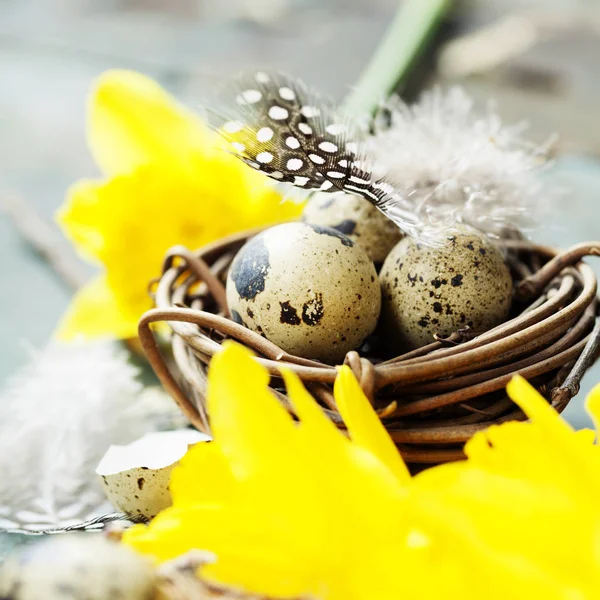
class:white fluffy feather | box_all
[367,87,556,238]
[0,341,183,530]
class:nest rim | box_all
[139,228,600,465]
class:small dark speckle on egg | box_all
[279,301,301,325]
[302,293,325,326]
[230,235,271,300]
[308,224,354,247]
[332,219,357,235]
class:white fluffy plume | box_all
[367,87,556,238]
[0,341,183,531]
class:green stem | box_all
[342,0,454,117]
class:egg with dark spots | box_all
[380,226,513,349]
[0,535,155,600]
[302,192,403,263]
[226,222,381,363]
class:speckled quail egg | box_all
[302,192,403,263]
[0,535,155,600]
[226,222,381,364]
[380,226,513,349]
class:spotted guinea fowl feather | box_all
[208,71,420,237]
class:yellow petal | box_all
[57,179,106,264]
[124,341,408,600]
[57,170,301,341]
[54,274,140,341]
[207,342,298,480]
[506,375,574,435]
[505,376,600,476]
[169,442,235,506]
[409,461,600,598]
[585,383,600,436]
[280,367,345,444]
[334,365,411,485]
[281,365,406,506]
[88,69,211,176]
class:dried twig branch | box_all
[1,190,88,290]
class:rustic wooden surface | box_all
[1,0,599,431]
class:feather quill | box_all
[0,341,183,531]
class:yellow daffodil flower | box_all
[57,70,302,340]
[123,342,412,600]
[123,341,600,600]
[405,377,600,599]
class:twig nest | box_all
[0,535,155,600]
[226,222,381,363]
[380,226,513,349]
[302,192,403,263]
[96,430,208,519]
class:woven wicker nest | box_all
[139,228,600,465]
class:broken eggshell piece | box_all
[96,429,209,519]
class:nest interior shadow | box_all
[139,228,600,465]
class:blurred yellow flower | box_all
[123,342,412,600]
[123,340,600,599]
[57,70,302,340]
[406,377,600,599]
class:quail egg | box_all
[0,535,155,600]
[226,222,381,364]
[380,226,513,349]
[302,192,403,263]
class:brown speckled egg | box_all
[0,535,155,600]
[302,192,403,263]
[380,227,513,350]
[226,222,381,364]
